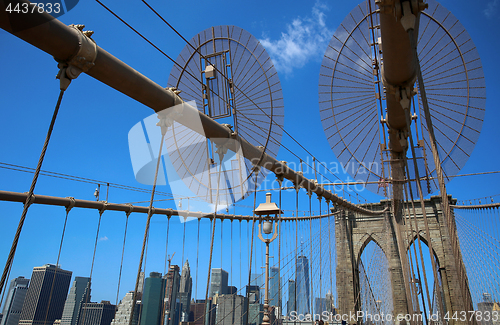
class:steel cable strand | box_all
[0,88,66,295]
[43,198,75,325]
[457,223,496,307]
[455,216,500,300]
[403,104,445,321]
[402,184,429,324]
[400,184,423,318]
[410,27,475,317]
[203,155,225,325]
[128,130,166,325]
[116,208,131,306]
[81,204,106,325]
[455,216,500,270]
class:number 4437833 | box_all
[444,311,499,322]
[5,2,61,14]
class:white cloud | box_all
[98,236,109,242]
[484,0,499,18]
[259,1,333,75]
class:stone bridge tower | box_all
[335,196,473,324]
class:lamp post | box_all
[254,192,283,325]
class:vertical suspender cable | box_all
[245,167,260,325]
[277,174,283,325]
[43,197,75,325]
[308,192,313,314]
[203,157,225,325]
[116,208,132,305]
[164,217,171,275]
[81,204,106,325]
[195,219,200,300]
[318,196,322,306]
[327,200,334,303]
[294,186,299,324]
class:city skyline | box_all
[0,252,333,325]
[2,0,499,304]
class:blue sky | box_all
[1,0,499,305]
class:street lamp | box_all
[254,192,283,325]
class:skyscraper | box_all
[163,265,181,325]
[287,280,295,316]
[110,292,141,325]
[209,269,228,298]
[250,273,263,304]
[140,272,165,325]
[269,267,280,307]
[1,276,30,325]
[19,264,72,325]
[61,277,91,325]
[215,294,248,325]
[78,301,115,325]
[246,286,262,325]
[295,256,310,315]
[187,300,206,325]
[314,298,328,315]
[179,260,192,322]
[325,292,335,314]
[478,293,495,325]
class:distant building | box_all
[216,294,248,325]
[287,280,296,316]
[179,261,193,323]
[314,298,328,315]
[19,264,72,325]
[164,266,181,325]
[210,269,228,298]
[250,273,264,304]
[493,303,500,325]
[1,276,30,325]
[478,293,495,325]
[247,285,262,325]
[110,292,141,325]
[61,277,91,325]
[141,272,165,325]
[325,292,335,314]
[269,267,280,308]
[228,286,237,295]
[78,301,115,325]
[188,299,216,325]
[187,300,204,325]
[250,273,263,287]
[295,256,310,315]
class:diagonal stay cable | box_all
[0,85,68,296]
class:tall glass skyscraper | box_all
[19,264,72,325]
[1,276,30,325]
[269,267,280,307]
[295,255,310,315]
[287,280,295,316]
[209,269,228,298]
[61,277,91,325]
[140,272,164,325]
